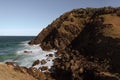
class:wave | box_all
[4,41,57,69]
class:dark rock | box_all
[24,50,32,53]
[48,54,53,57]
[41,59,47,65]
[40,66,48,71]
[27,67,46,80]
[32,60,40,66]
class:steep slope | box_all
[0,63,37,80]
[29,11,84,50]
[30,7,120,80]
[0,62,52,80]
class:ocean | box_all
[0,36,56,68]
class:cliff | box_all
[29,7,120,80]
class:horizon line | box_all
[0,35,36,36]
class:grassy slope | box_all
[102,14,120,38]
[0,63,37,80]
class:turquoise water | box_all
[0,36,35,62]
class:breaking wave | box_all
[4,41,56,68]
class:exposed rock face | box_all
[30,7,120,80]
[29,10,84,50]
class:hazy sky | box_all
[0,0,120,36]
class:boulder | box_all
[41,59,47,65]
[24,51,32,53]
[32,60,40,66]
[48,54,53,57]
[27,67,46,80]
[40,66,48,71]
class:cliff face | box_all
[29,9,90,50]
[30,7,120,80]
[29,7,120,50]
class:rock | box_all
[5,62,14,66]
[65,62,70,69]
[41,59,47,65]
[14,65,27,73]
[54,60,59,66]
[46,58,49,61]
[24,51,32,53]
[40,66,48,71]
[70,60,74,65]
[48,54,53,57]
[32,60,40,66]
[79,67,84,74]
[27,67,36,75]
[27,67,46,80]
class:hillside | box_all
[0,63,37,80]
[29,7,120,80]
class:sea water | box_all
[0,36,56,68]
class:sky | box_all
[0,0,120,36]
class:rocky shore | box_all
[29,7,120,80]
[0,7,120,80]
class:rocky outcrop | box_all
[30,7,120,80]
[29,10,84,50]
[29,7,120,51]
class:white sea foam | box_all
[5,41,57,69]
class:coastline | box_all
[0,7,120,80]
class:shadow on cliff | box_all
[51,69,72,80]
[71,20,120,73]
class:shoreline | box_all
[0,7,120,80]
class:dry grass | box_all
[0,63,37,80]
[102,14,120,38]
